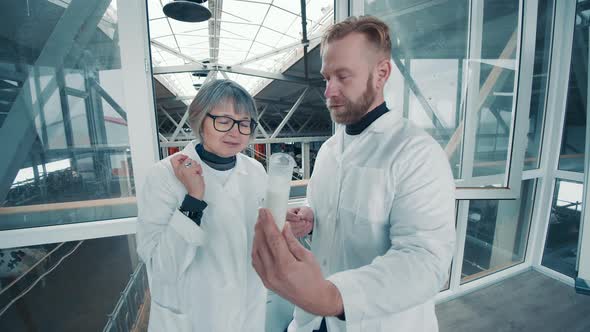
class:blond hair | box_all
[321,15,392,59]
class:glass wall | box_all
[0,0,137,230]
[461,179,536,283]
[524,0,554,171]
[542,180,584,278]
[364,0,521,185]
[558,0,588,173]
[0,235,145,331]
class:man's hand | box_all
[252,208,343,317]
[286,207,314,238]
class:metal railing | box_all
[102,262,149,332]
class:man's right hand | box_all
[286,207,314,238]
[171,154,205,200]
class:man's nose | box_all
[324,80,339,99]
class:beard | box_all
[327,73,376,125]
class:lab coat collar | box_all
[366,106,402,134]
[328,107,402,160]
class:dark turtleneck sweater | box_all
[345,101,389,135]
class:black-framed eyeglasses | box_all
[206,113,257,135]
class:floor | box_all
[436,269,590,332]
[135,269,590,332]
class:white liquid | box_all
[264,177,291,230]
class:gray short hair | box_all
[187,79,258,141]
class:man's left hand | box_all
[252,208,343,317]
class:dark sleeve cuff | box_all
[180,194,208,212]
[179,195,207,226]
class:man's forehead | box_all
[321,42,369,71]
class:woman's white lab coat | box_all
[136,141,268,332]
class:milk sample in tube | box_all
[265,176,291,230]
[263,153,296,230]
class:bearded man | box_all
[252,15,456,332]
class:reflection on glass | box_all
[0,1,137,230]
[365,0,521,185]
[469,0,520,179]
[558,0,588,173]
[365,0,469,179]
[461,180,536,283]
[0,235,144,332]
[524,0,554,171]
[542,180,583,278]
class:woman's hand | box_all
[171,154,205,200]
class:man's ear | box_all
[375,58,392,90]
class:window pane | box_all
[364,0,467,180]
[559,0,588,173]
[461,180,536,283]
[524,0,555,171]
[542,180,583,278]
[364,0,522,186]
[0,1,137,230]
[0,235,146,332]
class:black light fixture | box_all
[163,0,212,23]
[192,71,208,78]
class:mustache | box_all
[327,98,346,107]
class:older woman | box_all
[137,80,267,332]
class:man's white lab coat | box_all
[290,109,456,332]
[137,141,268,332]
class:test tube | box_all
[263,153,296,230]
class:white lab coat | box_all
[137,141,268,332]
[289,109,456,332]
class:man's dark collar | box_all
[345,102,389,135]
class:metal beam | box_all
[233,36,318,67]
[0,68,25,83]
[91,78,127,122]
[170,71,215,141]
[157,95,194,102]
[64,87,88,99]
[153,63,321,86]
[220,65,319,86]
[208,0,223,65]
[391,55,448,133]
[56,69,78,170]
[272,103,299,133]
[300,0,309,79]
[256,122,270,139]
[160,106,190,139]
[297,114,315,133]
[151,39,206,66]
[271,87,308,138]
[160,135,330,147]
[302,142,310,179]
[255,97,324,109]
[257,104,269,121]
